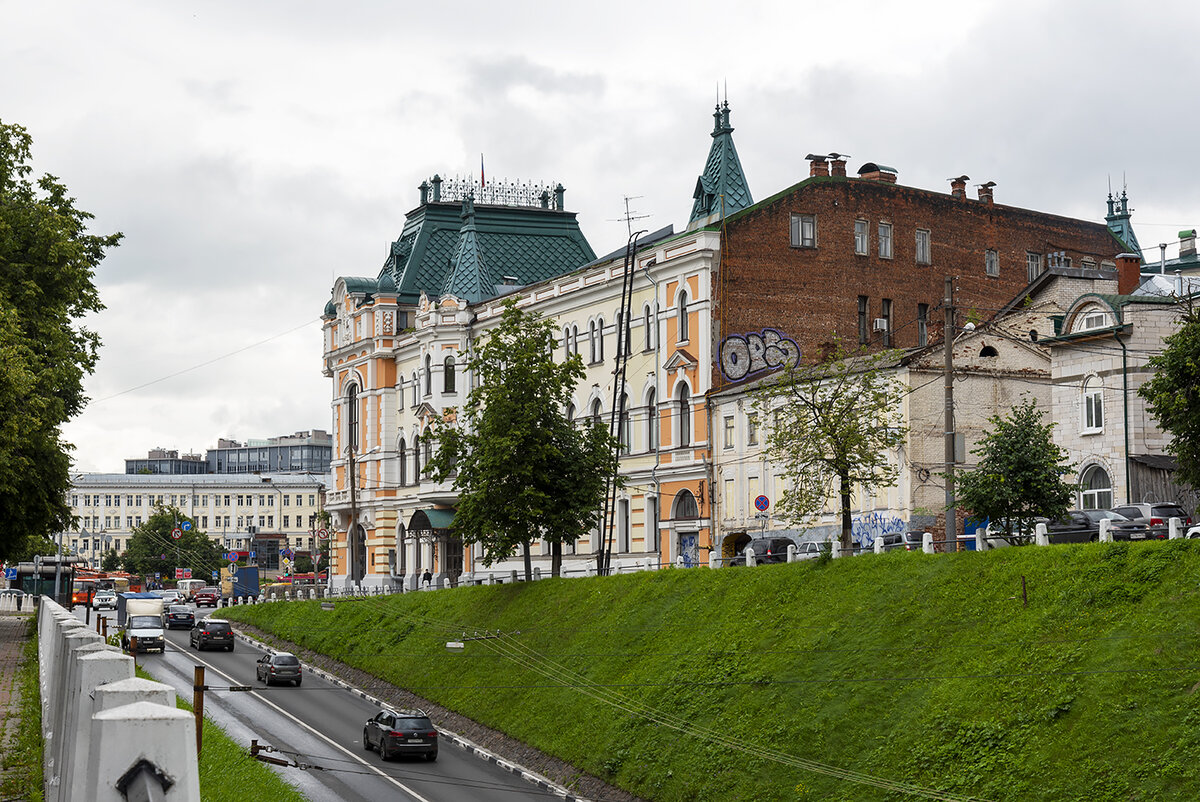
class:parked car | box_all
[729,537,794,566]
[795,541,822,560]
[165,604,195,630]
[190,619,234,651]
[363,708,438,761]
[92,590,118,610]
[257,652,302,686]
[903,531,926,551]
[1110,503,1193,532]
[1046,510,1148,543]
[155,589,184,605]
[193,588,221,607]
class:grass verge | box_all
[219,540,1200,801]
[0,617,43,802]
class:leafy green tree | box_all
[100,548,122,571]
[430,301,620,579]
[957,399,1075,544]
[0,120,121,560]
[1140,300,1200,491]
[122,505,222,582]
[754,343,907,550]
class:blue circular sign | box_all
[754,495,770,512]
[226,551,238,562]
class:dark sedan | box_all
[1047,510,1148,543]
[165,605,195,629]
[190,619,234,651]
[363,708,438,761]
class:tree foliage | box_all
[429,301,620,578]
[122,505,223,581]
[0,120,121,560]
[1139,300,1200,491]
[754,343,907,549]
[957,399,1075,543]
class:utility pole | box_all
[943,277,957,552]
[347,441,359,588]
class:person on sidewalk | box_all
[421,569,432,590]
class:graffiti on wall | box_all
[719,329,801,382]
[851,511,906,549]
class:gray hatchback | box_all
[257,652,302,686]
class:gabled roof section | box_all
[687,101,753,230]
[442,195,494,304]
[373,179,596,306]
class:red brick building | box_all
[712,157,1131,389]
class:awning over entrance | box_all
[408,508,455,534]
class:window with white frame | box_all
[619,393,631,453]
[790,214,816,248]
[677,385,691,447]
[723,415,735,449]
[646,389,657,450]
[985,249,999,276]
[588,320,598,363]
[443,355,456,393]
[878,223,893,259]
[643,305,654,351]
[1079,465,1112,510]
[1026,252,1042,283]
[915,229,931,264]
[747,413,758,446]
[1079,310,1108,331]
[618,498,630,552]
[854,219,868,255]
[1082,376,1103,433]
[677,292,689,342]
[724,479,735,520]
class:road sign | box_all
[170,527,182,540]
[226,551,238,563]
[182,521,192,531]
[281,548,294,560]
[249,551,256,561]
[228,562,239,576]
[174,568,183,579]
[754,495,770,512]
[3,567,16,581]
[211,570,219,579]
[183,568,192,579]
[317,528,329,541]
[155,572,161,580]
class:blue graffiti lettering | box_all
[851,512,906,549]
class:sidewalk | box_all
[0,602,34,790]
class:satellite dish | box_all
[1030,329,1039,342]
[962,322,976,332]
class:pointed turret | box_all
[1105,188,1143,261]
[442,194,494,303]
[687,100,753,230]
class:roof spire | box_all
[1105,181,1143,259]
[688,98,753,229]
[442,192,493,303]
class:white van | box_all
[177,578,207,599]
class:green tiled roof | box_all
[1105,190,1143,257]
[376,194,595,306]
[688,101,753,225]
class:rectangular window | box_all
[724,479,736,520]
[723,416,735,449]
[790,214,816,248]
[267,495,274,506]
[985,249,999,276]
[748,476,760,511]
[267,515,274,528]
[881,298,893,347]
[858,296,869,344]
[1026,252,1042,283]
[854,220,868,254]
[918,303,929,347]
[309,495,315,507]
[878,223,893,259]
[915,229,931,264]
[283,515,290,528]
[258,515,266,527]
[747,414,759,446]
[283,495,290,506]
[201,516,208,528]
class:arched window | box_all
[1080,465,1112,510]
[398,438,407,486]
[571,324,579,357]
[413,432,421,479]
[673,489,699,521]
[624,309,632,356]
[346,383,359,452]
[591,398,603,422]
[411,372,419,407]
[643,304,654,351]
[677,384,691,447]
[588,321,597,363]
[1082,376,1103,433]
[597,317,605,362]
[563,327,571,359]
[619,393,631,453]
[397,379,404,409]
[424,354,432,396]
[646,388,657,450]
[566,402,576,424]
[443,355,456,393]
[422,428,433,468]
[677,291,689,342]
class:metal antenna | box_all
[610,195,651,238]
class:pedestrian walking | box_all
[16,593,23,612]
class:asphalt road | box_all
[79,605,557,802]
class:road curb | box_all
[231,629,591,802]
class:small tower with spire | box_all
[687,99,753,230]
[1105,183,1143,262]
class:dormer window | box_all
[1079,311,1108,331]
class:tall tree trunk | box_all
[840,470,853,551]
[551,541,562,578]
[522,540,532,582]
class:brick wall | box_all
[715,175,1123,389]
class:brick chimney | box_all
[806,154,829,177]
[977,181,995,206]
[950,175,968,200]
[1116,252,1141,295]
[830,157,847,177]
[1180,229,1197,259]
[857,162,897,183]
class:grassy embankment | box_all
[220,540,1200,801]
[1,618,43,802]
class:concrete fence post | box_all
[1170,517,1182,539]
[87,702,200,801]
[533,567,542,581]
[509,570,519,584]
[922,532,934,554]
[977,527,989,552]
[745,545,756,567]
[64,650,134,801]
[708,551,718,569]
[831,538,843,559]
[1035,522,1050,547]
[787,544,798,563]
[874,537,884,555]
[1099,518,1113,543]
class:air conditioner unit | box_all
[872,318,889,332]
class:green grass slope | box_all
[219,540,1200,801]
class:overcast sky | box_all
[5,0,1200,473]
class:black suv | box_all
[363,708,438,761]
[190,619,234,651]
[729,538,793,566]
[1047,510,1148,543]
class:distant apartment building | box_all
[124,430,333,475]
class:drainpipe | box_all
[642,257,662,565]
[1117,330,1132,503]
